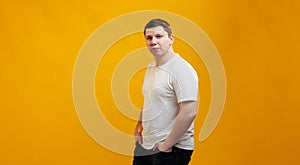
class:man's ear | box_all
[169,34,174,44]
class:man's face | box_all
[145,26,174,56]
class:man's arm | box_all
[134,109,143,144]
[155,101,197,152]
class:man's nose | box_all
[151,37,158,45]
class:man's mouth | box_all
[151,47,160,51]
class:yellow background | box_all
[1,0,300,164]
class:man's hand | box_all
[153,141,172,153]
[134,122,143,145]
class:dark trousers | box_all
[132,142,193,165]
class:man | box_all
[133,18,199,165]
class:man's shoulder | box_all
[169,54,196,74]
[146,61,156,69]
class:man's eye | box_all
[146,37,152,40]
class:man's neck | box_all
[154,50,176,66]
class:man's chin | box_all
[151,51,163,56]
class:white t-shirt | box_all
[141,54,199,150]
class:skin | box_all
[134,26,198,153]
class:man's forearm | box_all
[135,109,143,131]
[134,109,144,144]
[164,101,197,147]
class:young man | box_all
[133,18,199,165]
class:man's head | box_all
[144,19,174,57]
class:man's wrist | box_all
[163,139,173,149]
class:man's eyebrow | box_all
[146,32,165,35]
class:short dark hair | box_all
[144,18,172,36]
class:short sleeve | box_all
[172,60,199,103]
